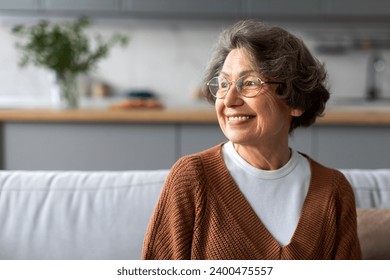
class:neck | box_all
[233,142,291,170]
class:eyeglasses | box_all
[207,75,283,99]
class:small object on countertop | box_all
[127,91,156,100]
[109,98,164,110]
[92,82,112,98]
[109,90,164,110]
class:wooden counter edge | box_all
[318,108,390,125]
[0,108,218,123]
[0,107,390,125]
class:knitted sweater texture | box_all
[142,144,362,260]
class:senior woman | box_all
[142,20,361,260]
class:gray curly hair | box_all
[202,20,330,132]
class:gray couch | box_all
[0,169,389,260]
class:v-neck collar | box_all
[200,144,330,259]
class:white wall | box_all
[0,19,389,108]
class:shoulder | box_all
[303,154,354,200]
[299,153,348,182]
[311,157,348,183]
[170,144,223,176]
[165,144,223,191]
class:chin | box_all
[225,135,252,145]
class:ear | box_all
[290,108,304,117]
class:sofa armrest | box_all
[357,208,390,260]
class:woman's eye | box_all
[220,81,229,88]
[243,79,258,87]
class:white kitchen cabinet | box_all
[0,0,39,10]
[2,0,390,20]
[42,0,119,12]
[323,0,390,16]
[242,0,321,17]
[120,0,241,18]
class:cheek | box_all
[215,101,226,124]
[256,95,289,131]
[255,95,275,124]
[261,94,280,113]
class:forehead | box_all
[221,48,256,77]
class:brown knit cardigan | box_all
[142,144,362,260]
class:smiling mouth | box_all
[227,115,255,121]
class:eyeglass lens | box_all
[208,75,263,98]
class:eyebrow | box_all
[219,70,258,78]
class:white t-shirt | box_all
[222,141,311,246]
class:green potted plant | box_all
[12,17,128,109]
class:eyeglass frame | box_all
[206,74,284,99]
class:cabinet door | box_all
[243,0,321,17]
[2,123,176,170]
[42,0,119,12]
[179,124,227,157]
[121,0,241,18]
[317,126,390,169]
[289,127,316,159]
[323,0,390,16]
[0,0,39,10]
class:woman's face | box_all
[215,48,299,148]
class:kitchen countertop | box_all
[0,106,390,125]
[0,107,217,124]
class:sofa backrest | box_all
[0,170,169,260]
[0,168,389,260]
[341,169,390,208]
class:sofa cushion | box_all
[357,208,390,260]
[0,170,168,260]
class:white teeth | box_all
[227,116,252,121]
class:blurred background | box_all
[1,0,390,107]
[0,0,389,170]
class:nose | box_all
[223,82,243,107]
